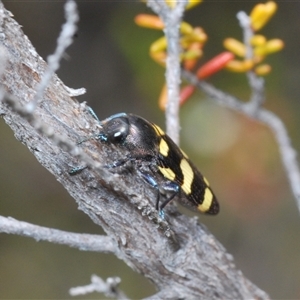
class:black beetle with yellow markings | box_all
[74,111,219,217]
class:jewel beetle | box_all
[74,111,219,217]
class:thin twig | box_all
[237,11,265,114]
[258,109,300,207]
[69,275,128,299]
[237,11,253,59]
[0,216,117,253]
[147,0,187,144]
[26,0,79,113]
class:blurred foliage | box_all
[1,1,300,299]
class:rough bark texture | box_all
[0,2,269,299]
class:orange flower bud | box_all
[160,84,196,111]
[192,27,207,43]
[182,48,202,60]
[181,27,207,48]
[183,43,202,70]
[166,0,203,9]
[253,55,265,64]
[250,4,265,25]
[223,38,246,57]
[265,39,284,54]
[134,14,164,30]
[180,85,196,106]
[159,84,168,111]
[250,1,277,31]
[180,22,193,35]
[184,59,198,71]
[250,35,266,46]
[166,0,203,10]
[254,47,265,56]
[254,39,284,56]
[265,1,277,15]
[225,59,254,72]
[150,51,166,66]
[196,52,234,79]
[150,36,167,53]
[254,64,271,76]
[186,0,203,10]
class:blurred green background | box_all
[1,1,300,299]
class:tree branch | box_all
[0,1,269,298]
[0,216,117,253]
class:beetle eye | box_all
[105,118,129,143]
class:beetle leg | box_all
[104,158,128,169]
[136,168,181,218]
[159,181,181,211]
[137,169,161,211]
[69,165,87,175]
